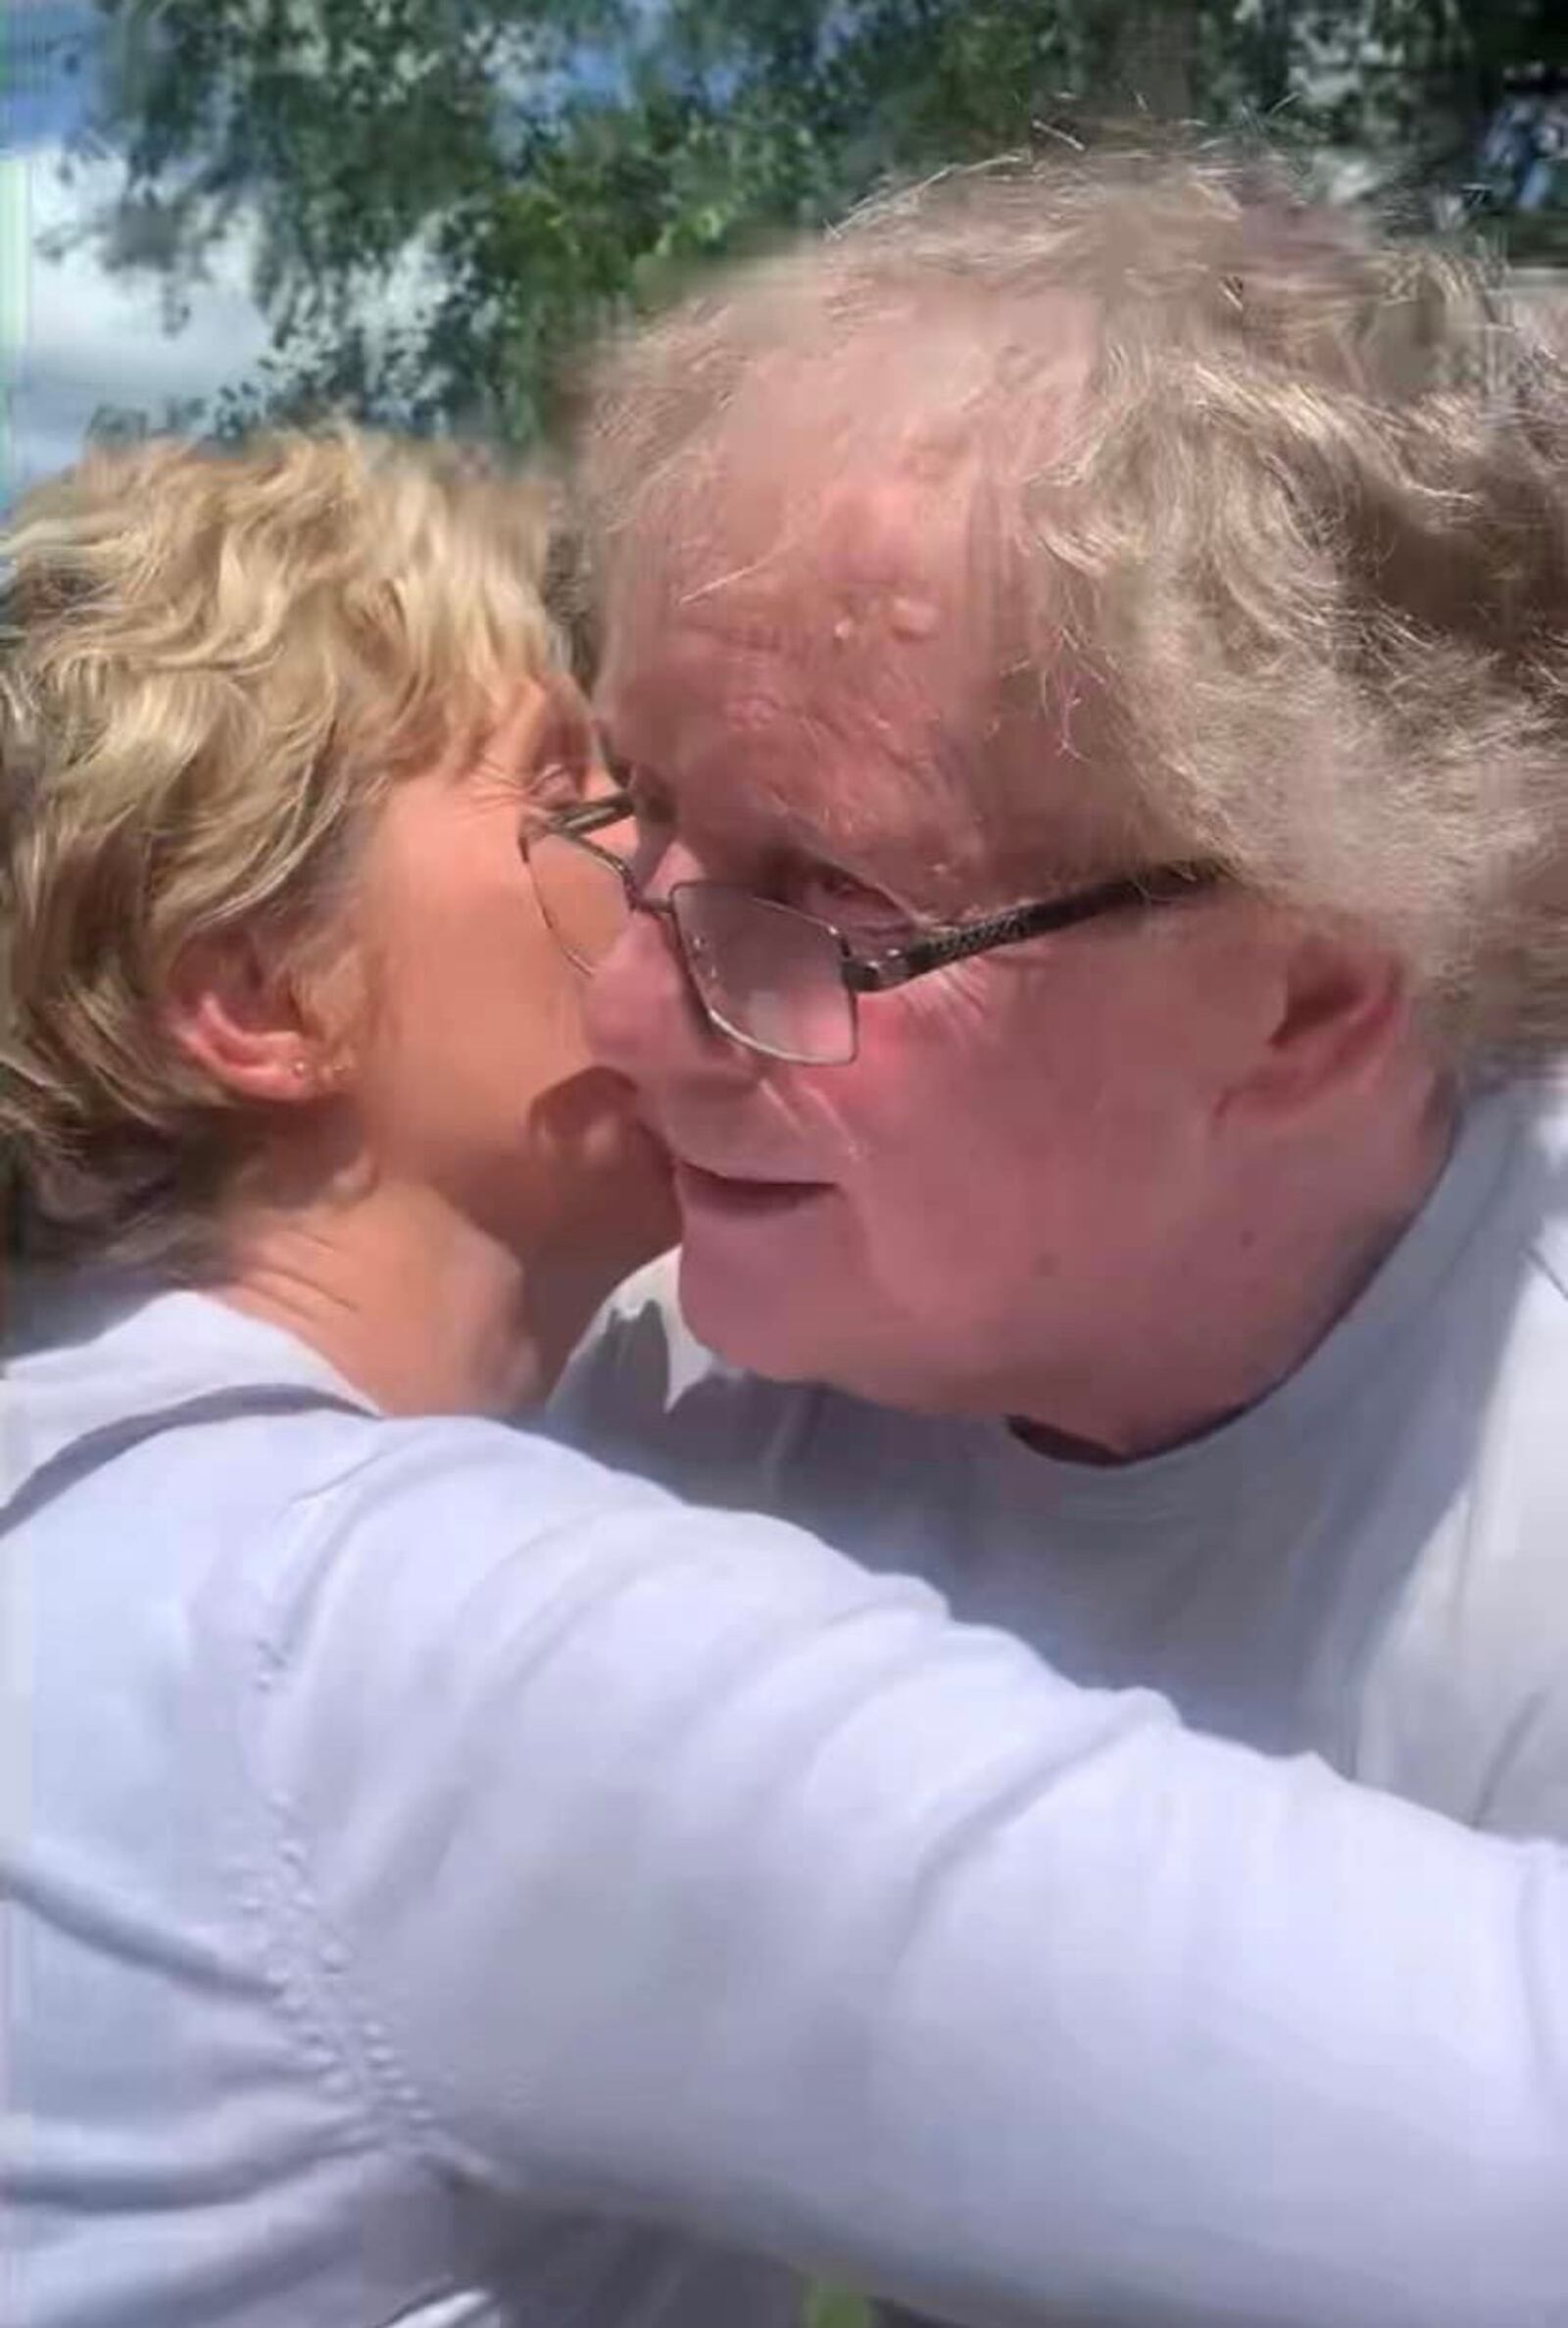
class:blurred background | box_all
[2,0,1564,502]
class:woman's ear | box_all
[165,931,343,1104]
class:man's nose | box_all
[584,901,760,1096]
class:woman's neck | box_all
[216,1177,569,1417]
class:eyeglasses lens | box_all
[672,883,857,1065]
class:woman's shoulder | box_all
[3,1281,723,1649]
[7,1280,932,1826]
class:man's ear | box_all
[165,931,338,1105]
[1220,925,1412,1132]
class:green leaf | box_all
[80,1,1566,445]
[803,2284,875,2328]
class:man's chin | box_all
[676,1241,839,1382]
[673,1243,922,1405]
[676,1250,1001,1416]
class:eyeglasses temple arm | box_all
[554,790,637,839]
[841,864,1227,994]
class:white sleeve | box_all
[245,1422,1568,2328]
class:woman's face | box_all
[340,673,676,1293]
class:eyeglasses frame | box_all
[524,789,1227,1061]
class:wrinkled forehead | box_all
[597,446,1014,868]
[594,313,1106,869]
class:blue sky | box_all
[2,0,269,500]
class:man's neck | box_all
[216,1177,559,1418]
[1007,1075,1460,1463]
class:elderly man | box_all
[536,155,1568,2312]
[554,155,1568,1827]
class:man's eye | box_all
[787,860,904,928]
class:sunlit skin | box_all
[167,679,677,1416]
[588,430,1454,1458]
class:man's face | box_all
[588,476,1258,1425]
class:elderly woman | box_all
[1,422,1566,2328]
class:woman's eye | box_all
[518,764,589,834]
[532,760,586,811]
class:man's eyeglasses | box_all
[523,791,1225,1067]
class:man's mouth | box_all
[673,1160,829,1216]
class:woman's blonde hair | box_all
[583,152,1568,1068]
[1,423,564,1269]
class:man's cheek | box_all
[778,1057,890,1169]
[913,956,996,1033]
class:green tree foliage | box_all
[73,1,1567,439]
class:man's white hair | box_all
[583,152,1568,1070]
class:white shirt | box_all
[3,1221,1568,2325]
[555,1075,1568,1840]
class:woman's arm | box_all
[243,1423,1568,2328]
